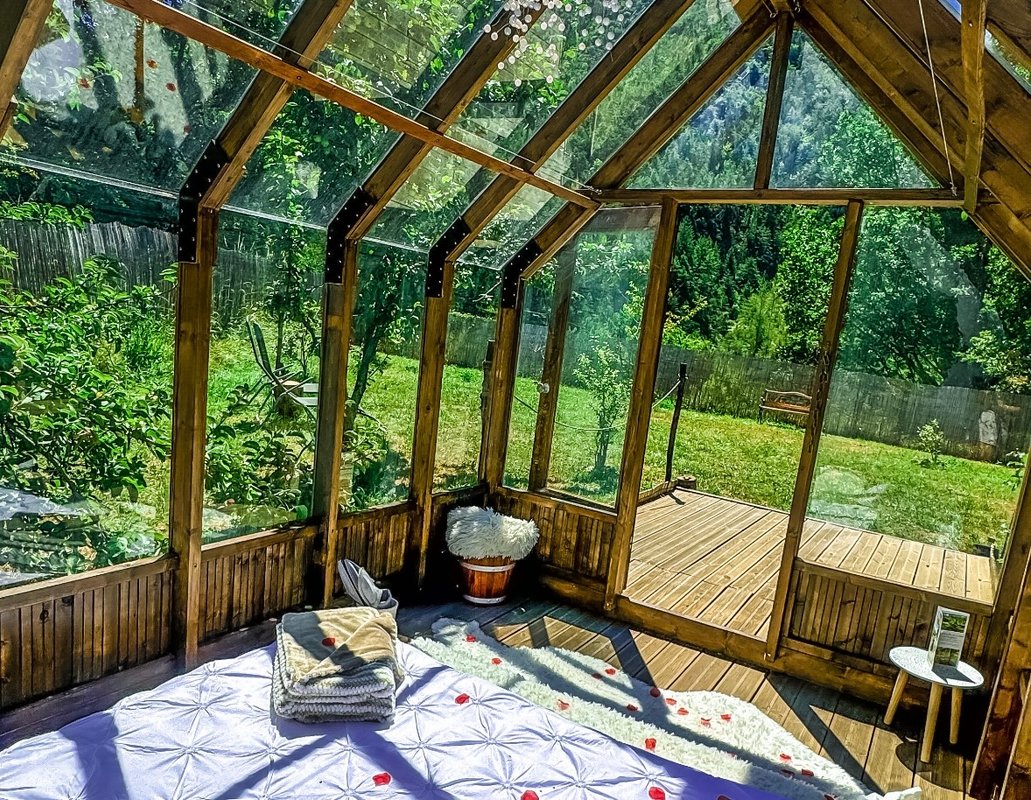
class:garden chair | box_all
[246,318,319,423]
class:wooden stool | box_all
[884,645,984,763]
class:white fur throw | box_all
[445,506,539,560]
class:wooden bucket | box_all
[459,557,516,605]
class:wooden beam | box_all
[0,0,52,140]
[408,260,456,587]
[168,211,217,668]
[335,2,548,241]
[504,8,774,281]
[960,0,988,213]
[765,199,864,660]
[528,244,577,491]
[971,454,1031,798]
[604,198,680,609]
[309,242,357,607]
[592,187,967,206]
[754,13,794,189]
[103,0,594,209]
[429,0,702,263]
[481,282,525,490]
[199,0,355,210]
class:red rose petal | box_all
[491,657,502,665]
[592,672,602,680]
[321,637,336,647]
[644,737,656,751]
[521,793,539,800]
[626,703,639,713]
[700,718,711,727]
[648,788,666,800]
[718,796,733,800]
[780,753,792,762]
[801,769,815,777]
[781,768,794,777]
[721,713,732,721]
[166,82,177,92]
[455,693,470,705]
[605,667,616,675]
[465,634,477,642]
[665,697,676,706]
[556,700,570,711]
[676,707,688,716]
[649,686,661,698]
[372,772,391,786]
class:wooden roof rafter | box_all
[102,0,594,209]
[961,0,989,213]
[424,0,705,268]
[496,6,776,282]
[0,0,53,140]
[327,2,552,244]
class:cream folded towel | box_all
[271,608,400,722]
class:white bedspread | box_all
[0,643,791,800]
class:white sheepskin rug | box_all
[445,506,539,560]
[411,618,921,800]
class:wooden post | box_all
[409,259,457,587]
[754,12,794,190]
[0,0,52,140]
[169,210,217,669]
[529,243,577,491]
[482,280,525,490]
[309,240,357,607]
[765,199,864,660]
[478,339,495,480]
[604,198,680,610]
[664,362,688,484]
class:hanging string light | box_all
[484,0,636,81]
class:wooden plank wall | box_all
[335,502,413,581]
[788,560,994,667]
[492,487,617,580]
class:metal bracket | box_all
[500,240,543,308]
[325,187,376,282]
[177,140,230,263]
[427,217,471,298]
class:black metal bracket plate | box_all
[325,187,375,282]
[500,240,543,308]
[427,217,471,298]
[177,140,230,263]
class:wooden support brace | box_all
[765,199,864,660]
[482,280,525,491]
[604,198,680,609]
[0,0,52,140]
[754,12,794,190]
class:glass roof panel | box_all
[228,90,395,225]
[460,183,564,268]
[175,0,306,50]
[314,0,504,119]
[9,0,257,192]
[366,149,490,250]
[627,37,772,188]
[454,0,655,162]
[987,30,1031,93]
[538,0,740,187]
[772,32,935,188]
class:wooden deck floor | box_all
[626,489,996,639]
[398,598,974,800]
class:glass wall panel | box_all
[12,0,256,191]
[539,0,740,186]
[461,184,563,269]
[628,39,772,189]
[204,212,324,541]
[0,172,176,585]
[644,205,838,509]
[176,0,305,50]
[807,209,1031,572]
[434,262,500,491]
[772,32,934,189]
[538,208,657,505]
[344,242,426,510]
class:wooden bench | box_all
[758,389,811,423]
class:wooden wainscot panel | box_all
[335,501,416,582]
[492,487,617,581]
[0,556,175,711]
[787,559,994,670]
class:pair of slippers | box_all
[336,559,398,618]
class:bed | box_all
[0,642,788,800]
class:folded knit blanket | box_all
[271,608,400,723]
